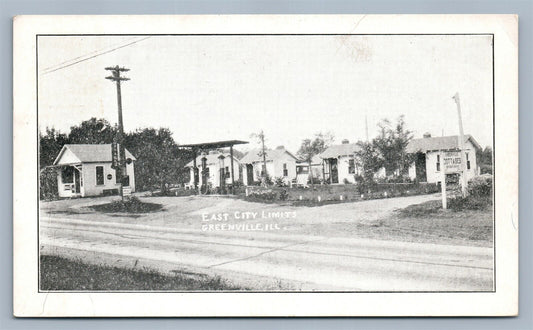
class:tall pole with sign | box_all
[106,65,130,201]
[441,168,447,209]
[452,93,468,197]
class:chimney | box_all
[342,139,350,144]
[423,132,432,138]
[275,145,285,150]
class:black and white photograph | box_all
[13,15,518,317]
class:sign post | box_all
[441,151,462,209]
[441,170,447,209]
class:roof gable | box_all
[53,146,81,165]
[53,144,136,165]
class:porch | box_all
[57,164,83,198]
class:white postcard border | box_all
[13,14,518,317]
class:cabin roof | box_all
[406,135,481,153]
[53,144,136,165]
[240,148,298,164]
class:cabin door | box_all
[246,164,254,185]
[415,152,427,182]
[330,158,339,184]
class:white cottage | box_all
[319,140,362,184]
[185,151,242,189]
[240,147,298,185]
[406,134,481,184]
[53,144,136,198]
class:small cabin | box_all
[240,147,298,185]
[406,134,481,184]
[53,144,136,198]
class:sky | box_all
[38,34,493,153]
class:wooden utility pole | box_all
[105,65,130,200]
[260,130,267,184]
[452,92,468,197]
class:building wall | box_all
[81,162,135,197]
[336,155,362,184]
[272,156,297,184]
[243,157,297,185]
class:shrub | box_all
[260,174,273,186]
[354,175,377,194]
[467,175,493,197]
[274,177,286,187]
[91,196,163,213]
[232,180,244,188]
[39,167,59,200]
[278,189,289,201]
[248,189,277,201]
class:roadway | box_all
[40,215,493,291]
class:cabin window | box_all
[96,166,104,185]
[348,159,355,174]
[283,163,288,177]
[225,166,230,178]
[115,169,120,183]
[261,164,266,176]
[61,167,74,184]
[436,155,441,172]
[466,153,471,170]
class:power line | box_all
[40,36,141,73]
[40,37,151,75]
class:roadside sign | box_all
[111,141,119,169]
[443,151,462,174]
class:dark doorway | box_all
[329,158,339,184]
[246,164,254,185]
[415,152,427,182]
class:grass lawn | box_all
[40,255,244,291]
[90,196,163,214]
[291,197,494,247]
[383,198,493,246]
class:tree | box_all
[68,117,116,144]
[354,141,382,181]
[297,132,334,184]
[477,146,493,174]
[250,130,268,186]
[39,127,69,168]
[124,128,192,193]
[372,115,414,177]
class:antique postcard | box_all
[13,15,518,316]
